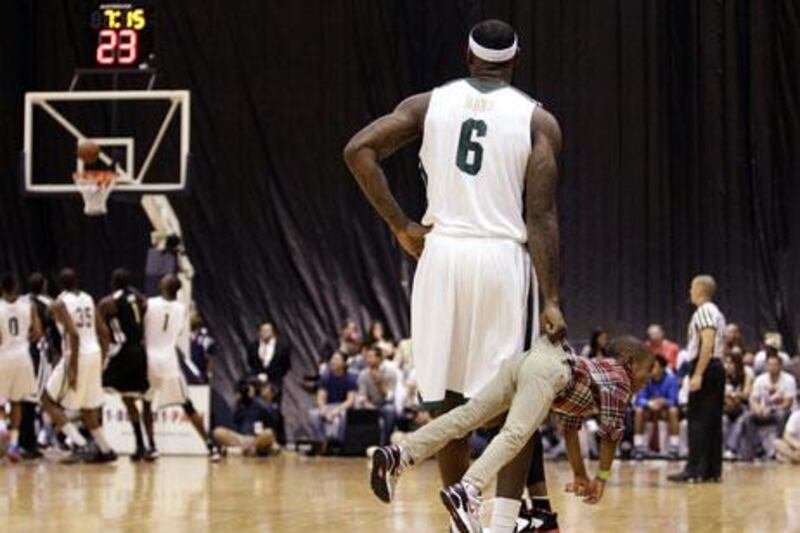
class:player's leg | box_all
[182,399,221,461]
[494,432,536,533]
[522,432,559,532]
[122,396,147,460]
[79,407,117,462]
[443,348,569,533]
[6,401,23,461]
[141,400,158,460]
[41,363,90,453]
[79,352,117,462]
[370,356,519,504]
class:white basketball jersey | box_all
[144,296,186,353]
[419,78,538,243]
[58,291,100,354]
[0,297,32,354]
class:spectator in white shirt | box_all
[733,352,797,460]
[753,332,792,374]
[773,410,800,464]
[357,346,398,445]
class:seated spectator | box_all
[213,378,282,456]
[308,351,357,453]
[753,332,791,374]
[395,338,414,375]
[368,320,396,360]
[580,328,609,359]
[633,355,680,458]
[347,343,369,374]
[246,322,291,393]
[338,319,362,358]
[731,352,797,460]
[644,324,680,370]
[722,350,754,458]
[773,410,800,464]
[724,322,745,352]
[357,346,398,445]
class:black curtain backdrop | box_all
[2,1,799,437]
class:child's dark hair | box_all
[606,335,653,368]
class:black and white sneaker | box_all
[516,507,560,532]
[208,444,222,463]
[439,481,482,533]
[370,444,405,503]
[144,447,160,462]
[85,449,118,464]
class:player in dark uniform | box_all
[98,268,150,460]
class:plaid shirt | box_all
[552,355,632,441]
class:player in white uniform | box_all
[141,275,220,461]
[0,274,42,461]
[41,268,117,463]
[345,19,565,532]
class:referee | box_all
[668,275,726,483]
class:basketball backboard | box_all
[23,90,190,194]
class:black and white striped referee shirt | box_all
[686,301,726,361]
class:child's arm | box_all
[583,437,618,504]
[563,428,590,495]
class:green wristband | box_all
[596,469,610,481]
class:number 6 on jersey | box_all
[456,118,488,176]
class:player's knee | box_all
[498,424,530,452]
[183,401,196,416]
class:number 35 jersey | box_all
[144,296,186,379]
[419,78,538,244]
[59,291,101,355]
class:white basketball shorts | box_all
[0,348,38,402]
[46,350,104,410]
[411,233,538,408]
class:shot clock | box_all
[84,2,155,69]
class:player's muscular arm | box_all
[52,301,80,390]
[96,298,114,359]
[29,305,43,342]
[343,93,432,259]
[526,107,566,341]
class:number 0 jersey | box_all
[58,291,101,355]
[0,297,32,354]
[419,78,538,243]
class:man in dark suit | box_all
[247,322,291,393]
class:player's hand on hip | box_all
[541,302,567,342]
[565,473,590,495]
[582,478,606,505]
[395,222,431,260]
[67,367,78,391]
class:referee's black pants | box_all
[685,358,725,478]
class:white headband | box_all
[468,33,518,63]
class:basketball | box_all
[77,141,100,163]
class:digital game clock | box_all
[84,2,155,69]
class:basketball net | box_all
[72,170,117,216]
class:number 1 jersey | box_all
[419,78,538,243]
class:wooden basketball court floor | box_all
[2,453,798,532]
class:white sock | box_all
[90,428,112,453]
[9,429,19,446]
[62,423,87,447]
[669,435,680,448]
[491,497,522,533]
[633,434,645,448]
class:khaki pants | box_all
[403,338,571,491]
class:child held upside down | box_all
[369,336,653,533]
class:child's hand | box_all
[565,474,590,496]
[582,478,606,505]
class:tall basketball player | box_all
[98,268,150,460]
[344,19,564,532]
[142,275,220,461]
[0,274,43,461]
[41,268,117,463]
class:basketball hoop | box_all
[72,170,117,216]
